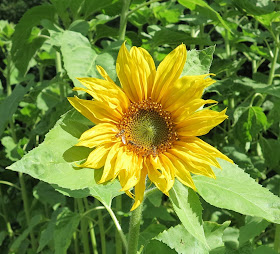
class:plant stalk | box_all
[126,202,143,254]
[267,32,279,86]
[18,173,37,250]
[84,198,98,254]
[55,51,65,100]
[77,198,90,254]
[119,0,131,40]
[115,196,123,254]
[103,202,128,252]
[96,199,107,254]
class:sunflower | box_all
[68,43,233,210]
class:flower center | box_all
[116,98,178,157]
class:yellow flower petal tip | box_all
[68,43,233,210]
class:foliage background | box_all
[0,0,280,253]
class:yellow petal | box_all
[147,155,174,194]
[169,146,216,178]
[164,152,196,191]
[130,46,156,99]
[180,137,233,164]
[176,109,228,137]
[162,74,215,112]
[151,44,187,102]
[68,96,122,124]
[116,43,143,102]
[79,144,112,169]
[131,167,147,211]
[76,77,130,113]
[96,65,115,83]
[99,142,121,183]
[76,123,118,148]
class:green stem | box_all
[119,0,131,40]
[84,198,98,254]
[127,0,160,16]
[0,185,13,238]
[267,32,279,86]
[199,24,204,50]
[115,196,122,254]
[126,202,143,254]
[18,173,36,250]
[96,200,107,254]
[77,198,90,254]
[55,51,65,100]
[103,202,128,252]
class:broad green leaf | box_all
[54,207,80,254]
[8,110,123,207]
[60,31,98,87]
[182,46,215,76]
[178,0,231,32]
[11,5,55,74]
[234,106,268,143]
[255,85,280,98]
[239,217,270,246]
[68,20,89,36]
[170,180,209,249]
[33,182,66,207]
[154,221,229,254]
[0,81,33,137]
[260,137,280,169]
[193,159,280,223]
[234,0,275,16]
[223,227,240,250]
[38,208,61,252]
[151,28,212,48]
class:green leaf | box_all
[151,28,212,48]
[193,159,280,223]
[68,20,89,36]
[255,85,280,99]
[8,110,123,207]
[234,106,268,143]
[60,31,98,87]
[233,0,275,16]
[10,215,42,252]
[178,0,231,32]
[33,182,66,207]
[239,217,270,246]
[154,221,229,254]
[38,208,61,252]
[182,46,215,76]
[54,207,80,254]
[169,180,209,249]
[260,137,280,169]
[0,81,33,137]
[11,5,55,74]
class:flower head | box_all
[68,43,233,210]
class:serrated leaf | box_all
[193,159,280,223]
[235,106,268,142]
[8,110,123,207]
[11,5,55,74]
[178,0,231,32]
[154,221,229,254]
[170,180,209,249]
[239,217,270,246]
[60,31,98,87]
[182,46,215,76]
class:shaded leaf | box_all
[193,159,280,223]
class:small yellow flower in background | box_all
[68,43,233,210]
